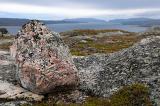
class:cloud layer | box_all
[0,0,160,20]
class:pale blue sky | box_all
[0,0,160,20]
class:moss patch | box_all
[60,29,131,37]
[110,83,152,106]
[0,36,14,50]
[0,42,13,50]
[0,36,13,40]
[23,83,152,106]
[63,33,141,56]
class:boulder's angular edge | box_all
[10,20,79,94]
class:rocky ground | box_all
[74,36,160,105]
[0,50,44,106]
[1,22,160,106]
[0,36,14,50]
[61,29,141,56]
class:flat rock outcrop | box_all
[74,36,160,105]
[0,51,16,84]
[0,50,44,105]
[0,80,43,102]
[10,20,79,94]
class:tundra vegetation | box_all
[22,84,152,106]
[61,29,142,56]
[0,36,14,50]
[0,28,154,106]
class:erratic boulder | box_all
[10,20,79,94]
[74,36,160,104]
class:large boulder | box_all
[10,20,79,94]
[74,36,160,105]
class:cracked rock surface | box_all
[74,36,160,105]
[0,80,43,101]
[0,50,44,106]
[0,51,16,84]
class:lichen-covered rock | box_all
[0,80,44,102]
[0,50,43,106]
[0,51,17,84]
[11,20,79,94]
[74,36,160,105]
[138,26,160,38]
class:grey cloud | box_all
[69,0,160,9]
[1,0,160,9]
[135,11,160,18]
[0,0,160,19]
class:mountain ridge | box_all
[109,18,160,27]
[63,18,106,23]
[0,18,106,26]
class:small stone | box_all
[0,90,6,95]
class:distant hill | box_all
[0,18,29,26]
[109,18,160,27]
[0,18,78,26]
[63,18,106,23]
[109,18,153,23]
[0,18,106,26]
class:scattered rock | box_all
[0,51,16,84]
[95,31,130,38]
[138,26,160,37]
[0,80,44,101]
[0,101,31,106]
[0,50,43,106]
[80,40,87,43]
[49,90,87,104]
[147,26,160,33]
[10,20,79,94]
[74,36,160,105]
[0,90,6,95]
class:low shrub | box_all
[110,83,152,106]
[23,84,152,106]
[0,42,13,50]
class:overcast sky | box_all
[0,0,160,20]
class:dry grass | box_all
[22,83,152,106]
[62,30,141,56]
[61,29,131,37]
[0,42,12,50]
[0,36,14,40]
[0,36,14,50]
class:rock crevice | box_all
[74,36,160,105]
